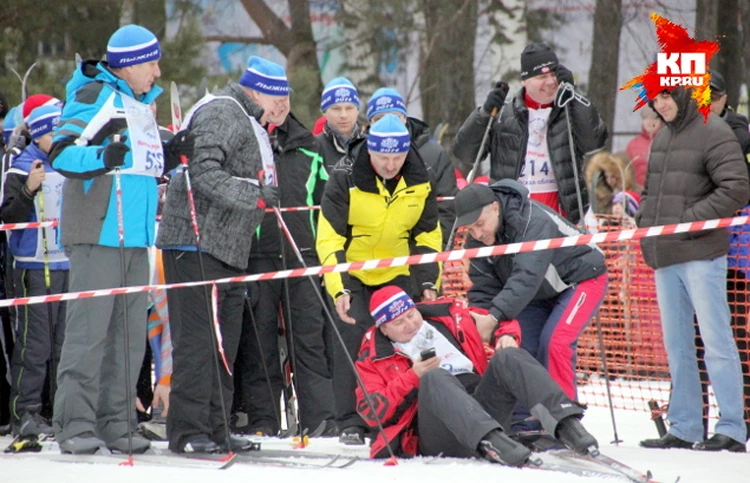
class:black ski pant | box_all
[9,268,67,432]
[164,250,245,451]
[237,254,334,434]
[0,240,15,428]
[332,275,416,431]
[417,347,583,457]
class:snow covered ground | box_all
[2,380,748,483]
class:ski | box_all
[182,450,357,469]
[423,454,635,480]
[554,449,663,483]
[531,458,634,480]
[5,452,238,470]
[234,452,357,469]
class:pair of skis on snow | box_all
[8,446,358,470]
[10,445,673,481]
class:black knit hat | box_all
[709,70,726,93]
[520,42,558,80]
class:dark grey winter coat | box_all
[636,87,749,270]
[452,88,608,225]
[156,83,266,270]
[467,179,606,322]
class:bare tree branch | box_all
[239,0,292,54]
[203,35,274,45]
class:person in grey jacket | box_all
[452,43,607,225]
[637,87,749,452]
[156,56,281,454]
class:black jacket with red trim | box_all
[354,299,488,459]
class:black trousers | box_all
[695,268,750,440]
[236,254,334,434]
[9,268,67,430]
[333,275,415,430]
[417,347,583,457]
[164,250,245,451]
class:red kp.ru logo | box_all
[621,12,719,121]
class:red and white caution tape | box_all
[0,220,58,231]
[1,215,747,309]
[0,197,459,231]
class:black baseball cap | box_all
[455,184,497,226]
[709,70,726,93]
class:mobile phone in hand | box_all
[420,348,436,360]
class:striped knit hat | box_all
[27,105,62,139]
[369,286,416,327]
[239,56,290,96]
[367,114,410,154]
[107,24,161,68]
[320,77,359,112]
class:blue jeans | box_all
[655,256,747,443]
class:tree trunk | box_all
[286,0,323,128]
[588,0,622,152]
[419,0,478,148]
[715,0,742,108]
[240,0,322,128]
[338,0,382,101]
[695,0,719,41]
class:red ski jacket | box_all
[354,299,520,458]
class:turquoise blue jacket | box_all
[50,60,163,248]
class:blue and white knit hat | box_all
[3,106,18,145]
[239,56,290,96]
[320,77,360,112]
[366,87,407,120]
[27,105,62,140]
[369,286,416,327]
[367,114,410,154]
[107,24,161,68]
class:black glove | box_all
[556,64,574,86]
[163,130,195,173]
[260,185,280,207]
[482,81,509,115]
[102,140,130,169]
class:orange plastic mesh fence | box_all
[442,215,750,428]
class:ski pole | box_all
[243,296,284,435]
[267,205,399,464]
[36,180,58,401]
[170,82,236,455]
[594,311,622,445]
[178,152,235,455]
[257,167,303,441]
[112,134,135,462]
[555,81,589,226]
[445,93,506,251]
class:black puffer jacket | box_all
[316,123,366,174]
[452,88,608,224]
[467,179,606,322]
[407,117,458,248]
[250,112,328,258]
[636,87,750,269]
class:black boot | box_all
[339,426,366,445]
[694,434,746,453]
[639,433,694,449]
[178,435,219,454]
[556,416,598,455]
[478,429,533,467]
